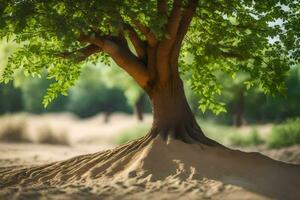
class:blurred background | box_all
[1,39,300,167]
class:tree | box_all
[244,65,300,122]
[0,0,295,143]
[1,1,300,195]
[217,72,249,127]
[20,71,68,113]
[0,82,23,114]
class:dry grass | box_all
[36,126,70,145]
[0,114,29,142]
[0,114,70,145]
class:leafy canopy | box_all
[0,0,298,113]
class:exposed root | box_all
[150,123,220,146]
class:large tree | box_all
[1,0,297,143]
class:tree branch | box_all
[170,0,198,70]
[124,24,146,59]
[157,0,183,82]
[58,44,101,62]
[133,20,157,46]
[165,0,183,42]
[79,34,149,88]
[157,0,167,15]
[159,0,183,51]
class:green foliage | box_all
[0,0,298,113]
[229,127,264,147]
[243,66,300,122]
[268,118,300,148]
[189,65,300,124]
[21,71,68,113]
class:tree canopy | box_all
[0,0,298,113]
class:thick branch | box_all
[124,24,146,58]
[170,0,198,71]
[165,0,183,43]
[58,44,101,62]
[79,34,149,88]
[157,0,183,82]
[133,20,157,46]
[157,0,167,15]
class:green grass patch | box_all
[229,127,264,147]
[114,124,150,145]
[267,118,300,149]
[199,122,232,144]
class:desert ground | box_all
[0,113,300,200]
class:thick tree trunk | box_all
[134,93,145,121]
[146,76,216,145]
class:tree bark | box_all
[146,75,216,145]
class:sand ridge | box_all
[1,135,300,200]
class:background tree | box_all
[0,0,297,144]
[216,72,248,127]
[20,70,68,113]
[101,63,150,121]
[0,39,23,113]
[67,64,130,120]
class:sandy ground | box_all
[0,113,300,200]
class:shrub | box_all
[0,115,29,142]
[230,127,264,147]
[267,118,300,148]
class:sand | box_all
[1,134,300,200]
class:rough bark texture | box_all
[146,74,217,145]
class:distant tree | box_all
[67,65,130,119]
[216,72,249,127]
[101,64,148,121]
[0,82,23,114]
[0,0,298,144]
[20,71,68,113]
[244,65,300,122]
[0,40,23,113]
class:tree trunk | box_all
[233,88,244,127]
[103,111,112,123]
[134,93,145,121]
[146,76,216,145]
